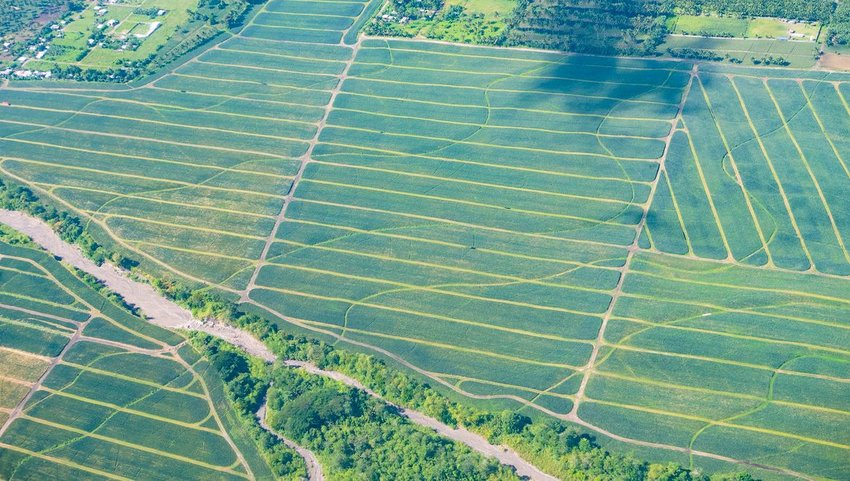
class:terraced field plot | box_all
[0,240,274,481]
[0,0,378,287]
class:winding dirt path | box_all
[257,403,323,481]
[283,360,559,481]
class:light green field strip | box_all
[620,291,850,333]
[0,290,86,314]
[6,88,320,127]
[593,371,850,418]
[344,76,678,107]
[660,170,695,254]
[0,264,49,279]
[584,398,850,451]
[215,45,349,65]
[301,179,637,226]
[295,317,579,369]
[0,138,293,180]
[323,125,660,162]
[256,11,356,19]
[436,372,575,399]
[315,142,649,184]
[19,415,249,476]
[330,108,663,140]
[36,184,275,219]
[312,161,636,205]
[802,84,850,179]
[271,238,615,296]
[0,376,34,388]
[763,81,850,267]
[0,119,294,160]
[2,104,315,144]
[253,279,603,330]
[359,44,689,73]
[0,442,134,481]
[58,361,208,399]
[148,84,325,110]
[728,77,815,269]
[340,90,675,123]
[3,159,285,201]
[294,198,629,250]
[192,58,341,78]
[85,211,267,241]
[611,315,850,356]
[281,218,623,270]
[599,343,848,384]
[37,388,222,435]
[629,269,850,307]
[243,21,347,32]
[168,72,335,93]
[0,346,51,363]
[130,241,258,263]
[695,76,773,265]
[679,119,732,259]
[351,61,685,90]
[0,318,73,339]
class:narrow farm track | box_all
[569,64,700,415]
[257,403,323,481]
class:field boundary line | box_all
[330,108,664,140]
[801,83,850,179]
[84,211,267,241]
[294,317,580,369]
[192,58,340,78]
[0,442,134,481]
[0,139,295,180]
[301,178,638,225]
[3,103,316,144]
[317,142,653,183]
[293,198,632,250]
[0,119,296,160]
[278,218,625,270]
[58,361,210,398]
[584,398,850,451]
[38,387,223,434]
[323,125,663,162]
[352,61,686,89]
[360,39,691,73]
[680,120,733,259]
[270,238,616,295]
[340,90,673,123]
[248,285,598,338]
[569,65,699,418]
[344,75,679,106]
[612,315,850,355]
[20,414,250,475]
[166,72,335,93]
[308,161,637,204]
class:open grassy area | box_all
[669,15,819,40]
[0,240,277,480]
[2,0,850,478]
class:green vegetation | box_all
[668,15,818,39]
[0,0,83,63]
[0,237,304,480]
[365,0,515,45]
[1,0,849,479]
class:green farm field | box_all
[0,239,277,480]
[1,0,850,478]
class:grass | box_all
[0,241,276,480]
[2,0,850,478]
[661,35,818,67]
